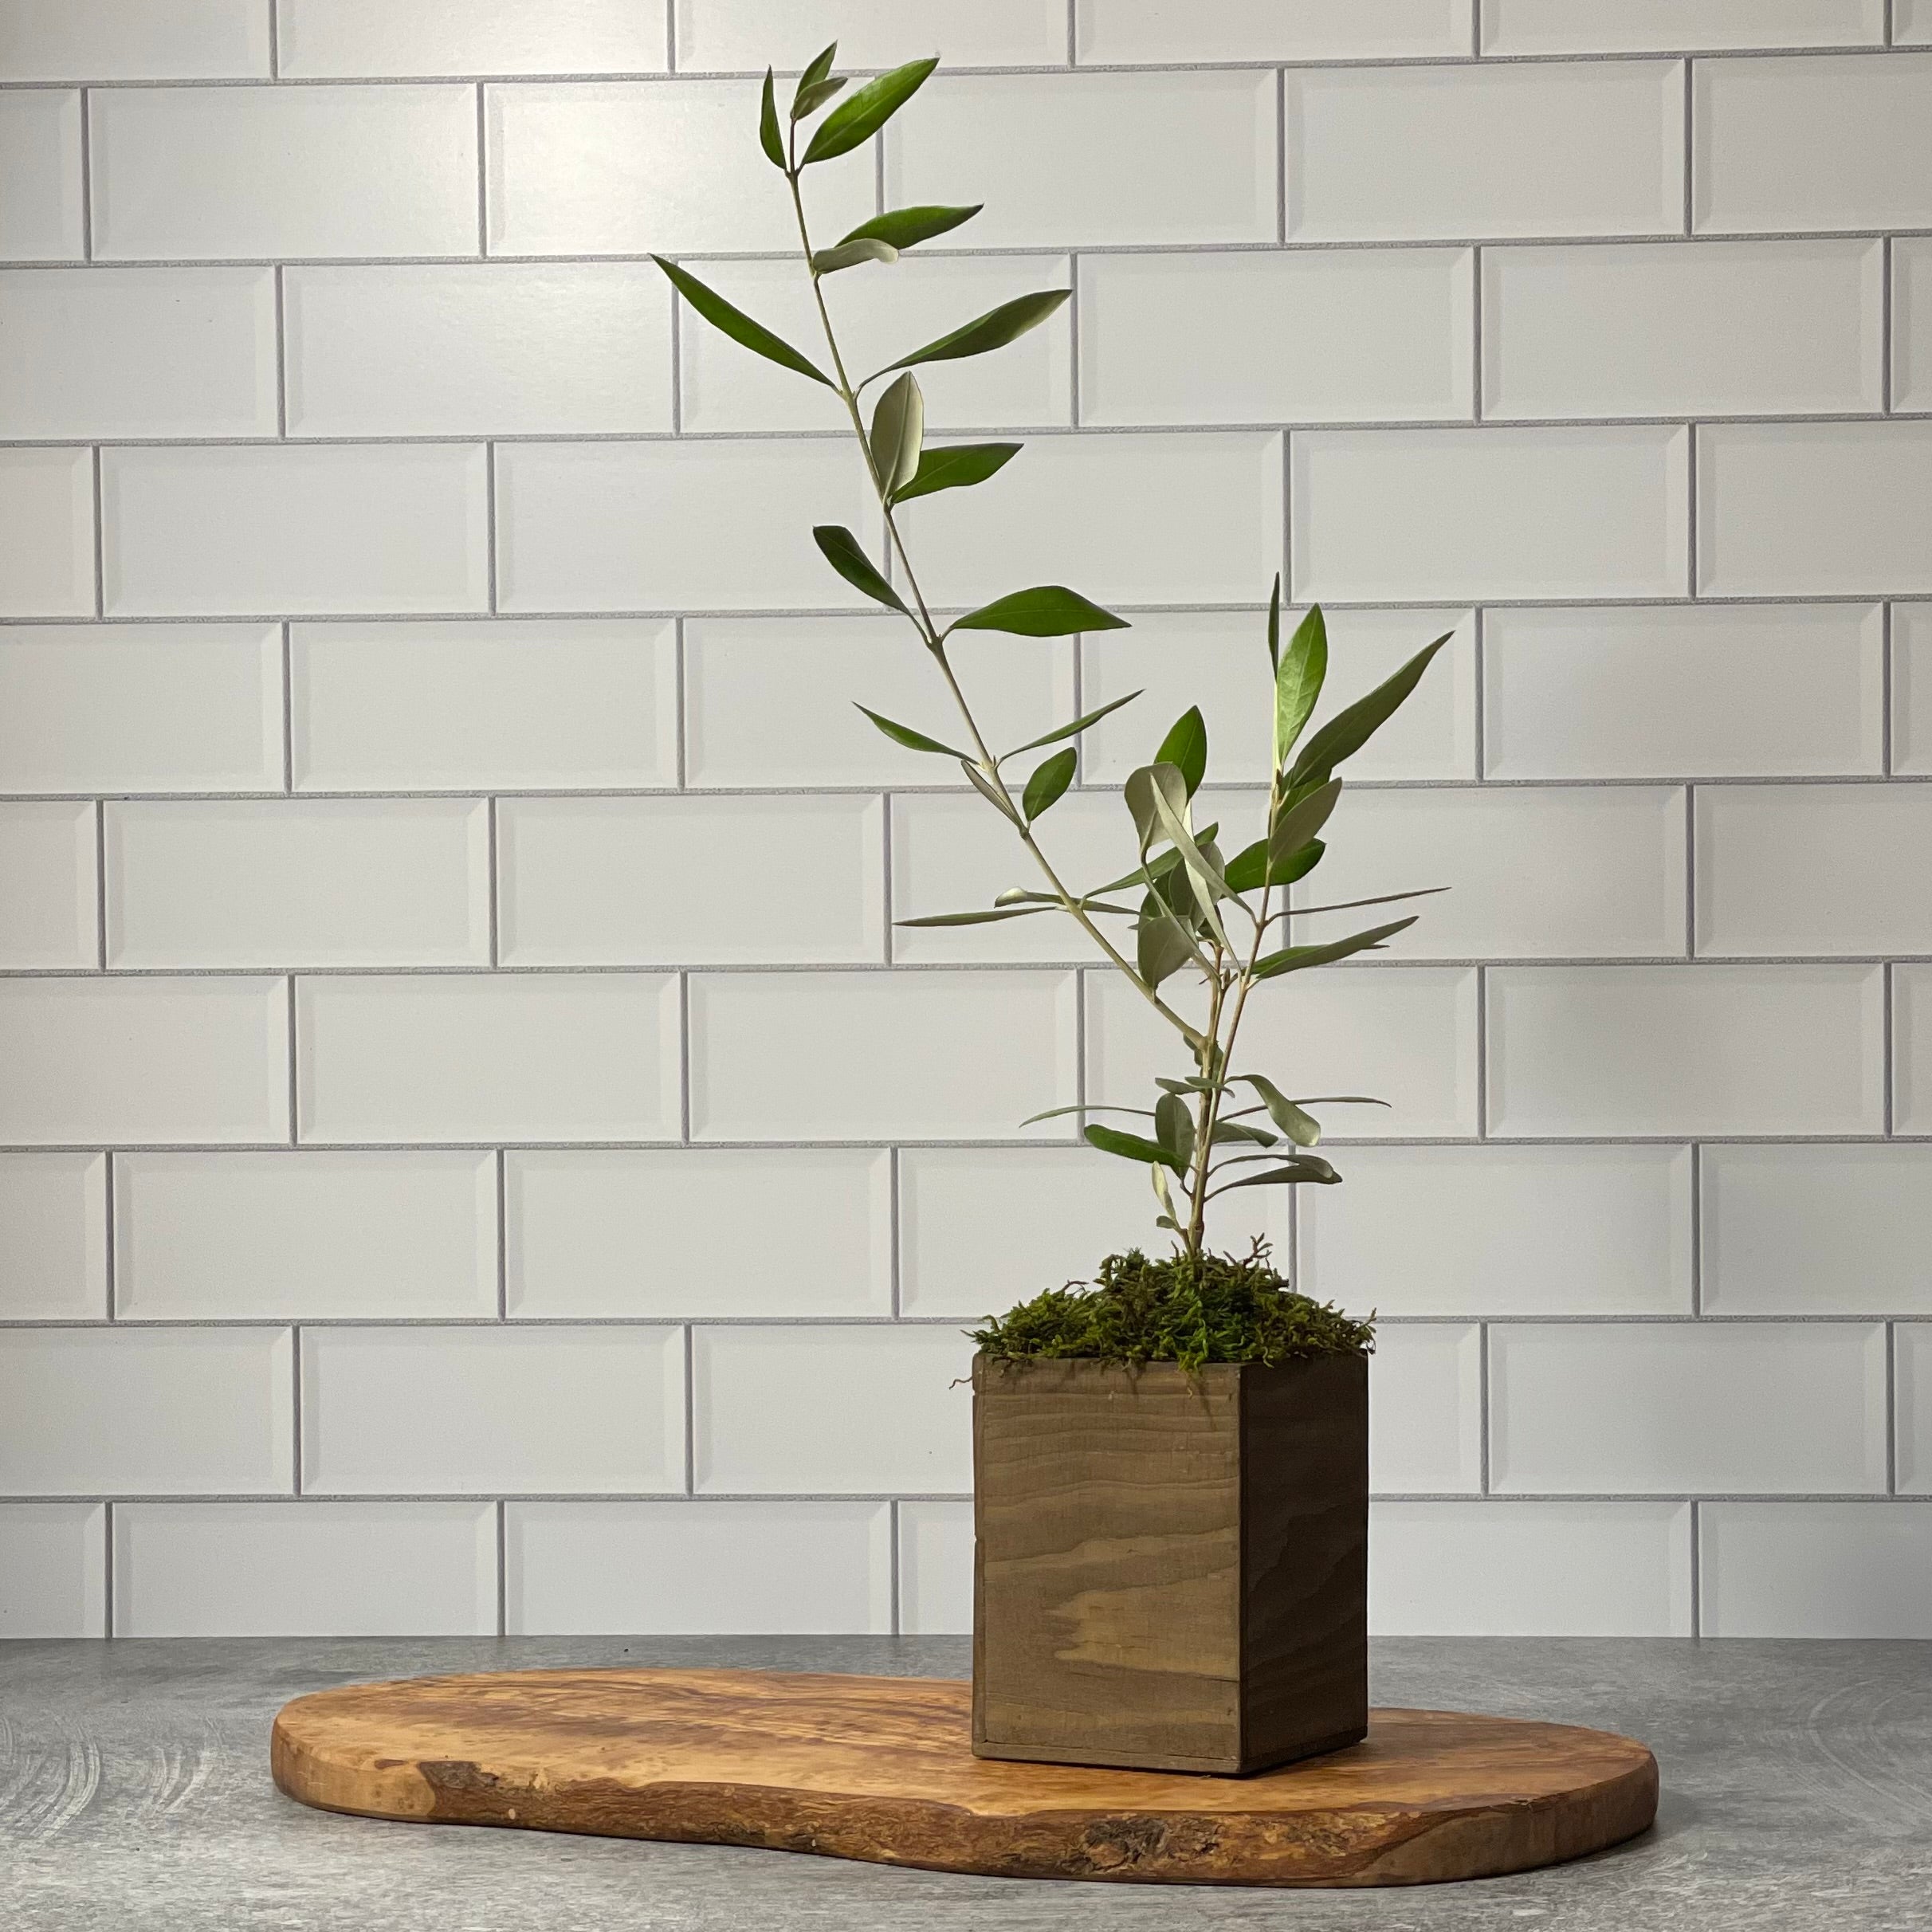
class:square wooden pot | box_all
[971,1351,1368,1776]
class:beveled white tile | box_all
[1079,0,1472,62]
[684,616,1073,789]
[115,1151,497,1320]
[285,263,673,437]
[1484,0,1883,53]
[0,623,282,795]
[291,619,677,791]
[115,1501,497,1636]
[1087,965,1480,1141]
[1702,1145,1932,1315]
[0,91,83,261]
[1299,1145,1693,1317]
[103,444,489,618]
[1902,0,1932,40]
[296,975,681,1145]
[887,72,1278,248]
[900,431,1284,609]
[0,266,277,438]
[1482,604,1884,779]
[1299,785,1687,960]
[506,1500,892,1636]
[90,84,479,259]
[0,2,270,79]
[1370,1326,1482,1495]
[1286,61,1683,241]
[278,0,670,77]
[897,1498,974,1635]
[693,1325,976,1494]
[1701,1502,1932,1637]
[495,439,882,615]
[302,1325,685,1496]
[1899,605,1932,775]
[677,0,1068,69]
[507,1148,891,1318]
[0,1504,107,1636]
[1370,1501,1693,1636]
[0,1328,293,1496]
[1491,1322,1888,1494]
[689,972,1078,1141]
[1079,249,1473,426]
[1293,428,1689,603]
[0,978,289,1146]
[0,800,96,968]
[1697,783,1932,957]
[1486,965,1884,1137]
[1483,240,1883,419]
[488,79,873,255]
[677,255,1072,434]
[499,794,884,964]
[1081,609,1477,786]
[1698,422,1932,596]
[0,446,94,617]
[107,799,490,968]
[1899,1325,1932,1493]
[0,1153,108,1321]
[1694,52,1932,234]
[1897,965,1932,1135]
[1898,238,1932,413]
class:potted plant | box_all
[658,46,1447,1777]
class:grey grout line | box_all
[1887,1321,1899,1492]
[102,1498,114,1638]
[879,794,896,964]
[1470,245,1483,421]
[1684,782,1698,955]
[1274,67,1286,245]
[677,971,693,1141]
[1280,429,1294,598]
[1474,963,1489,1137]
[291,1324,304,1493]
[89,446,105,617]
[1066,0,1077,66]
[77,89,92,261]
[93,799,108,968]
[1471,606,1486,777]
[665,0,677,73]
[1687,1499,1701,1637]
[496,1498,508,1635]
[485,795,501,966]
[1689,1143,1703,1317]
[1066,253,1082,424]
[285,974,298,1145]
[484,442,499,611]
[101,1148,116,1320]
[267,0,281,79]
[1477,1321,1491,1494]
[1685,422,1699,597]
[1883,960,1896,1134]
[495,1146,509,1320]
[1887,0,1897,47]
[273,265,288,435]
[279,622,294,791]
[474,84,488,254]
[681,1323,696,1494]
[888,1497,902,1636]
[1681,58,1694,237]
[667,269,682,433]
[887,1145,902,1318]
[1882,601,1897,776]
[1883,235,1895,414]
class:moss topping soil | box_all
[970,1241,1373,1372]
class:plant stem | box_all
[783,158,1201,1051]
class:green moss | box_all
[969,1239,1373,1372]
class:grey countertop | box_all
[3,1636,1929,1930]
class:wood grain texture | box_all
[972,1354,1367,1773]
[270,1667,1659,1887]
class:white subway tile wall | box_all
[0,4,1926,1640]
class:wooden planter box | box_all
[972,1352,1368,1776]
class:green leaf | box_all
[759,70,784,169]
[1126,763,1230,948]
[1211,1120,1278,1147]
[889,441,1019,506]
[1154,1092,1196,1168]
[653,258,832,388]
[1136,903,1196,988]
[1021,746,1076,823]
[838,204,981,251]
[811,238,898,274]
[886,289,1070,372]
[814,525,909,615]
[1222,834,1324,894]
[1154,706,1208,799]
[793,41,838,105]
[869,373,924,499]
[1252,916,1418,983]
[1288,631,1454,790]
[1212,1156,1341,1195]
[1000,689,1140,762]
[791,75,846,120]
[1274,604,1328,771]
[960,759,1023,826]
[1269,776,1341,867]
[1284,884,1449,921]
[1266,572,1282,674]
[1233,1074,1322,1148]
[1123,760,1186,852]
[895,904,1048,928]
[949,585,1128,638]
[1084,1121,1186,1176]
[853,703,965,759]
[1019,1103,1153,1126]
[802,54,937,164]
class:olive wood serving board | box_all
[271,1667,1657,1887]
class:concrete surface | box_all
[2,1636,1929,1930]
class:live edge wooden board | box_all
[272,1667,1657,1887]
